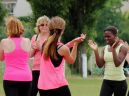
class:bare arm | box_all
[58,44,78,64]
[30,35,40,57]
[65,33,86,48]
[94,48,105,68]
[112,45,128,67]
[0,40,4,61]
[88,40,105,68]
[58,34,85,64]
[125,52,129,64]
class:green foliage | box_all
[18,16,35,39]
[91,67,104,75]
[118,11,129,43]
[119,32,129,42]
[0,26,6,40]
[0,0,7,25]
[0,0,7,40]
[18,16,34,23]
[22,22,35,39]
[65,0,107,74]
[64,0,107,43]
[27,0,106,42]
[27,0,71,22]
[95,0,128,45]
[27,0,108,74]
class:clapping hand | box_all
[73,33,86,44]
[31,41,40,50]
[111,37,120,49]
[88,40,98,50]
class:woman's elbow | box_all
[115,65,120,67]
[114,62,121,67]
[0,58,4,61]
[97,62,104,68]
[67,59,75,64]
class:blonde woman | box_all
[30,15,50,96]
[38,16,86,96]
[0,16,32,96]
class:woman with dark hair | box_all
[88,26,128,96]
[38,16,86,96]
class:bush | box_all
[18,16,35,39]
[91,67,104,75]
[0,26,6,40]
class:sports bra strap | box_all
[57,45,64,50]
[35,34,39,41]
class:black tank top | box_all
[50,45,63,67]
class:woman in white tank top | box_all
[88,26,128,96]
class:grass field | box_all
[0,61,129,96]
[0,75,129,96]
[68,76,103,96]
[0,75,103,96]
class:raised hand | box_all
[31,41,40,50]
[124,41,129,49]
[118,39,129,49]
[88,40,98,50]
[65,33,86,48]
[81,33,86,40]
[73,33,86,44]
[111,37,120,49]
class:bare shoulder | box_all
[31,34,37,40]
[1,38,9,44]
[22,37,31,42]
[59,44,69,51]
[58,45,69,56]
[120,45,128,52]
[21,37,31,51]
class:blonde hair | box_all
[43,16,66,60]
[6,16,24,37]
[35,15,50,33]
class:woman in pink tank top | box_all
[38,16,86,96]
[30,15,86,96]
[30,15,50,96]
[0,16,32,96]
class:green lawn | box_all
[68,76,103,96]
[1,75,129,96]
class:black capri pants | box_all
[30,70,40,96]
[3,80,32,96]
[39,85,71,96]
[100,79,127,96]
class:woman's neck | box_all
[40,32,49,37]
[38,33,49,40]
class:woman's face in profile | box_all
[104,31,116,45]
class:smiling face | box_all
[104,31,116,45]
[38,21,49,33]
[35,15,50,34]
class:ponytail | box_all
[43,29,62,60]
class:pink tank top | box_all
[31,35,46,70]
[4,37,32,81]
[38,53,68,90]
